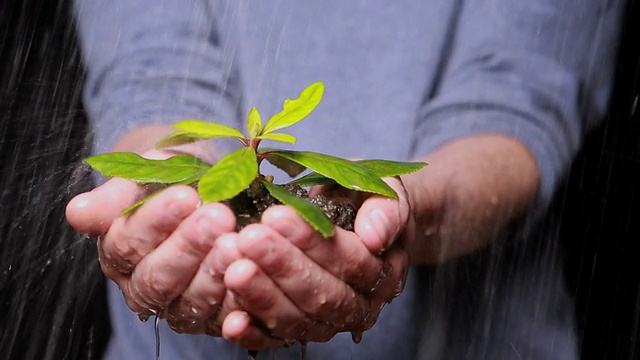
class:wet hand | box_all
[220,178,411,350]
[65,154,239,335]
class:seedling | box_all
[85,82,426,237]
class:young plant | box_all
[85,82,426,237]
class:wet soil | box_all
[223,183,356,232]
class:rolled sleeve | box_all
[73,0,243,154]
[412,0,624,207]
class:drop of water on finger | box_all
[266,318,278,330]
[351,331,363,344]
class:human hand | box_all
[218,178,412,350]
[65,149,241,335]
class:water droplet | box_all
[266,318,278,330]
[351,331,363,343]
[206,297,218,306]
[318,293,327,305]
[138,314,150,322]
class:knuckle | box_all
[340,246,366,275]
[139,266,176,303]
[179,229,214,259]
[113,237,145,264]
[305,292,334,318]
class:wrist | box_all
[404,134,539,265]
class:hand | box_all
[65,150,240,335]
[219,178,411,350]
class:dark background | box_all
[0,1,110,359]
[0,1,639,359]
[562,1,640,359]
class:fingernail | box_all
[211,235,238,273]
[197,217,215,239]
[212,251,229,274]
[276,217,296,237]
[368,209,392,249]
[73,194,91,209]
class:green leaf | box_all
[263,181,334,238]
[156,120,245,148]
[198,148,258,202]
[355,159,427,177]
[174,120,245,138]
[120,189,165,216]
[85,152,211,184]
[256,132,297,144]
[270,150,397,198]
[156,132,203,148]
[263,152,307,177]
[289,159,427,187]
[262,82,324,135]
[247,107,262,139]
[288,172,336,187]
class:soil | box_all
[223,182,356,232]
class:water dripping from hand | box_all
[155,316,161,360]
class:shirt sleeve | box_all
[411,0,624,208]
[73,0,243,154]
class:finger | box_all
[124,202,236,314]
[354,177,411,253]
[261,205,386,293]
[235,225,372,331]
[224,259,336,342]
[359,245,410,331]
[371,244,410,302]
[99,185,200,279]
[164,233,242,334]
[65,177,142,236]
[206,290,242,336]
[222,310,286,351]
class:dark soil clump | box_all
[223,183,356,232]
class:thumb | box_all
[354,178,411,253]
[65,177,141,236]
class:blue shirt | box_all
[74,1,624,358]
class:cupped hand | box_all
[220,178,412,350]
[65,149,240,335]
